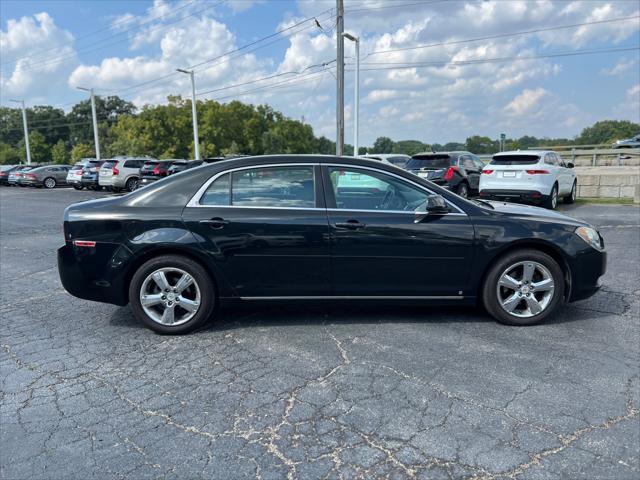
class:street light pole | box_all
[177,68,201,160]
[336,0,345,156]
[10,99,31,165]
[77,87,101,160]
[343,33,359,156]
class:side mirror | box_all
[567,162,574,169]
[415,194,449,222]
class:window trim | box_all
[186,162,467,216]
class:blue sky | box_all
[1,0,639,146]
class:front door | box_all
[322,165,475,297]
[182,164,331,298]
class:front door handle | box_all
[334,220,366,230]
[199,217,229,229]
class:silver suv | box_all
[98,157,148,192]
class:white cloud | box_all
[0,12,77,105]
[505,88,550,115]
[600,58,637,76]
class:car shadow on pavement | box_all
[108,302,591,332]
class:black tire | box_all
[112,187,122,193]
[482,249,565,326]
[43,177,57,189]
[73,185,83,190]
[544,183,558,209]
[125,177,139,192]
[563,181,577,204]
[456,182,469,198]
[129,255,216,334]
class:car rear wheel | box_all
[73,185,83,190]
[129,255,216,334]
[482,249,564,326]
[43,177,56,189]
[544,184,558,209]
[563,181,577,204]
[126,177,139,192]
[456,182,469,198]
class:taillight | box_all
[73,240,96,247]
[153,165,161,175]
[525,170,549,175]
[26,173,36,178]
[112,164,119,175]
[482,170,494,174]
[444,166,458,181]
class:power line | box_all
[364,15,640,58]
[0,0,191,67]
[6,1,223,74]
[354,45,640,70]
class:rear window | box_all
[490,155,540,165]
[101,161,117,169]
[143,161,158,167]
[406,155,453,169]
[71,164,84,171]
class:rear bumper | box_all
[58,243,129,306]
[81,176,99,187]
[479,189,548,205]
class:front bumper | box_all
[479,189,548,205]
[568,247,607,302]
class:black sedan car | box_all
[58,155,606,334]
[406,152,485,198]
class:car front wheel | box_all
[129,255,216,334]
[43,177,56,189]
[482,249,564,326]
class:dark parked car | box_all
[80,160,106,190]
[139,160,176,187]
[167,160,204,175]
[58,155,606,334]
[19,165,71,188]
[0,165,20,185]
[406,152,485,198]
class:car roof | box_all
[411,151,469,157]
[362,153,410,159]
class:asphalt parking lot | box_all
[1,186,638,480]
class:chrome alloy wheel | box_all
[496,261,555,318]
[139,267,201,326]
[44,178,56,188]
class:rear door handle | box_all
[199,217,229,229]
[334,220,366,230]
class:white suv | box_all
[98,157,147,192]
[479,150,576,209]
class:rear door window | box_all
[232,166,315,208]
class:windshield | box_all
[490,155,539,165]
[406,155,453,170]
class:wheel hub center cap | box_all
[166,292,176,301]
[521,285,530,294]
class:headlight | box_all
[575,226,604,251]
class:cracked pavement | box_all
[1,187,639,479]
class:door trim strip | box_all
[239,295,464,301]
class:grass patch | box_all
[575,197,636,205]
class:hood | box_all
[484,201,587,227]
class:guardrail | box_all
[478,149,640,166]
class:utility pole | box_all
[177,68,201,160]
[10,99,31,165]
[343,33,359,156]
[336,0,344,156]
[77,87,101,160]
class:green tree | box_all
[51,140,70,164]
[71,143,95,162]
[67,95,136,146]
[576,120,640,145]
[315,136,335,154]
[465,135,499,154]
[393,140,427,156]
[0,142,21,164]
[18,131,50,163]
[372,136,394,153]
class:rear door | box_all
[182,163,332,298]
[322,165,475,297]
